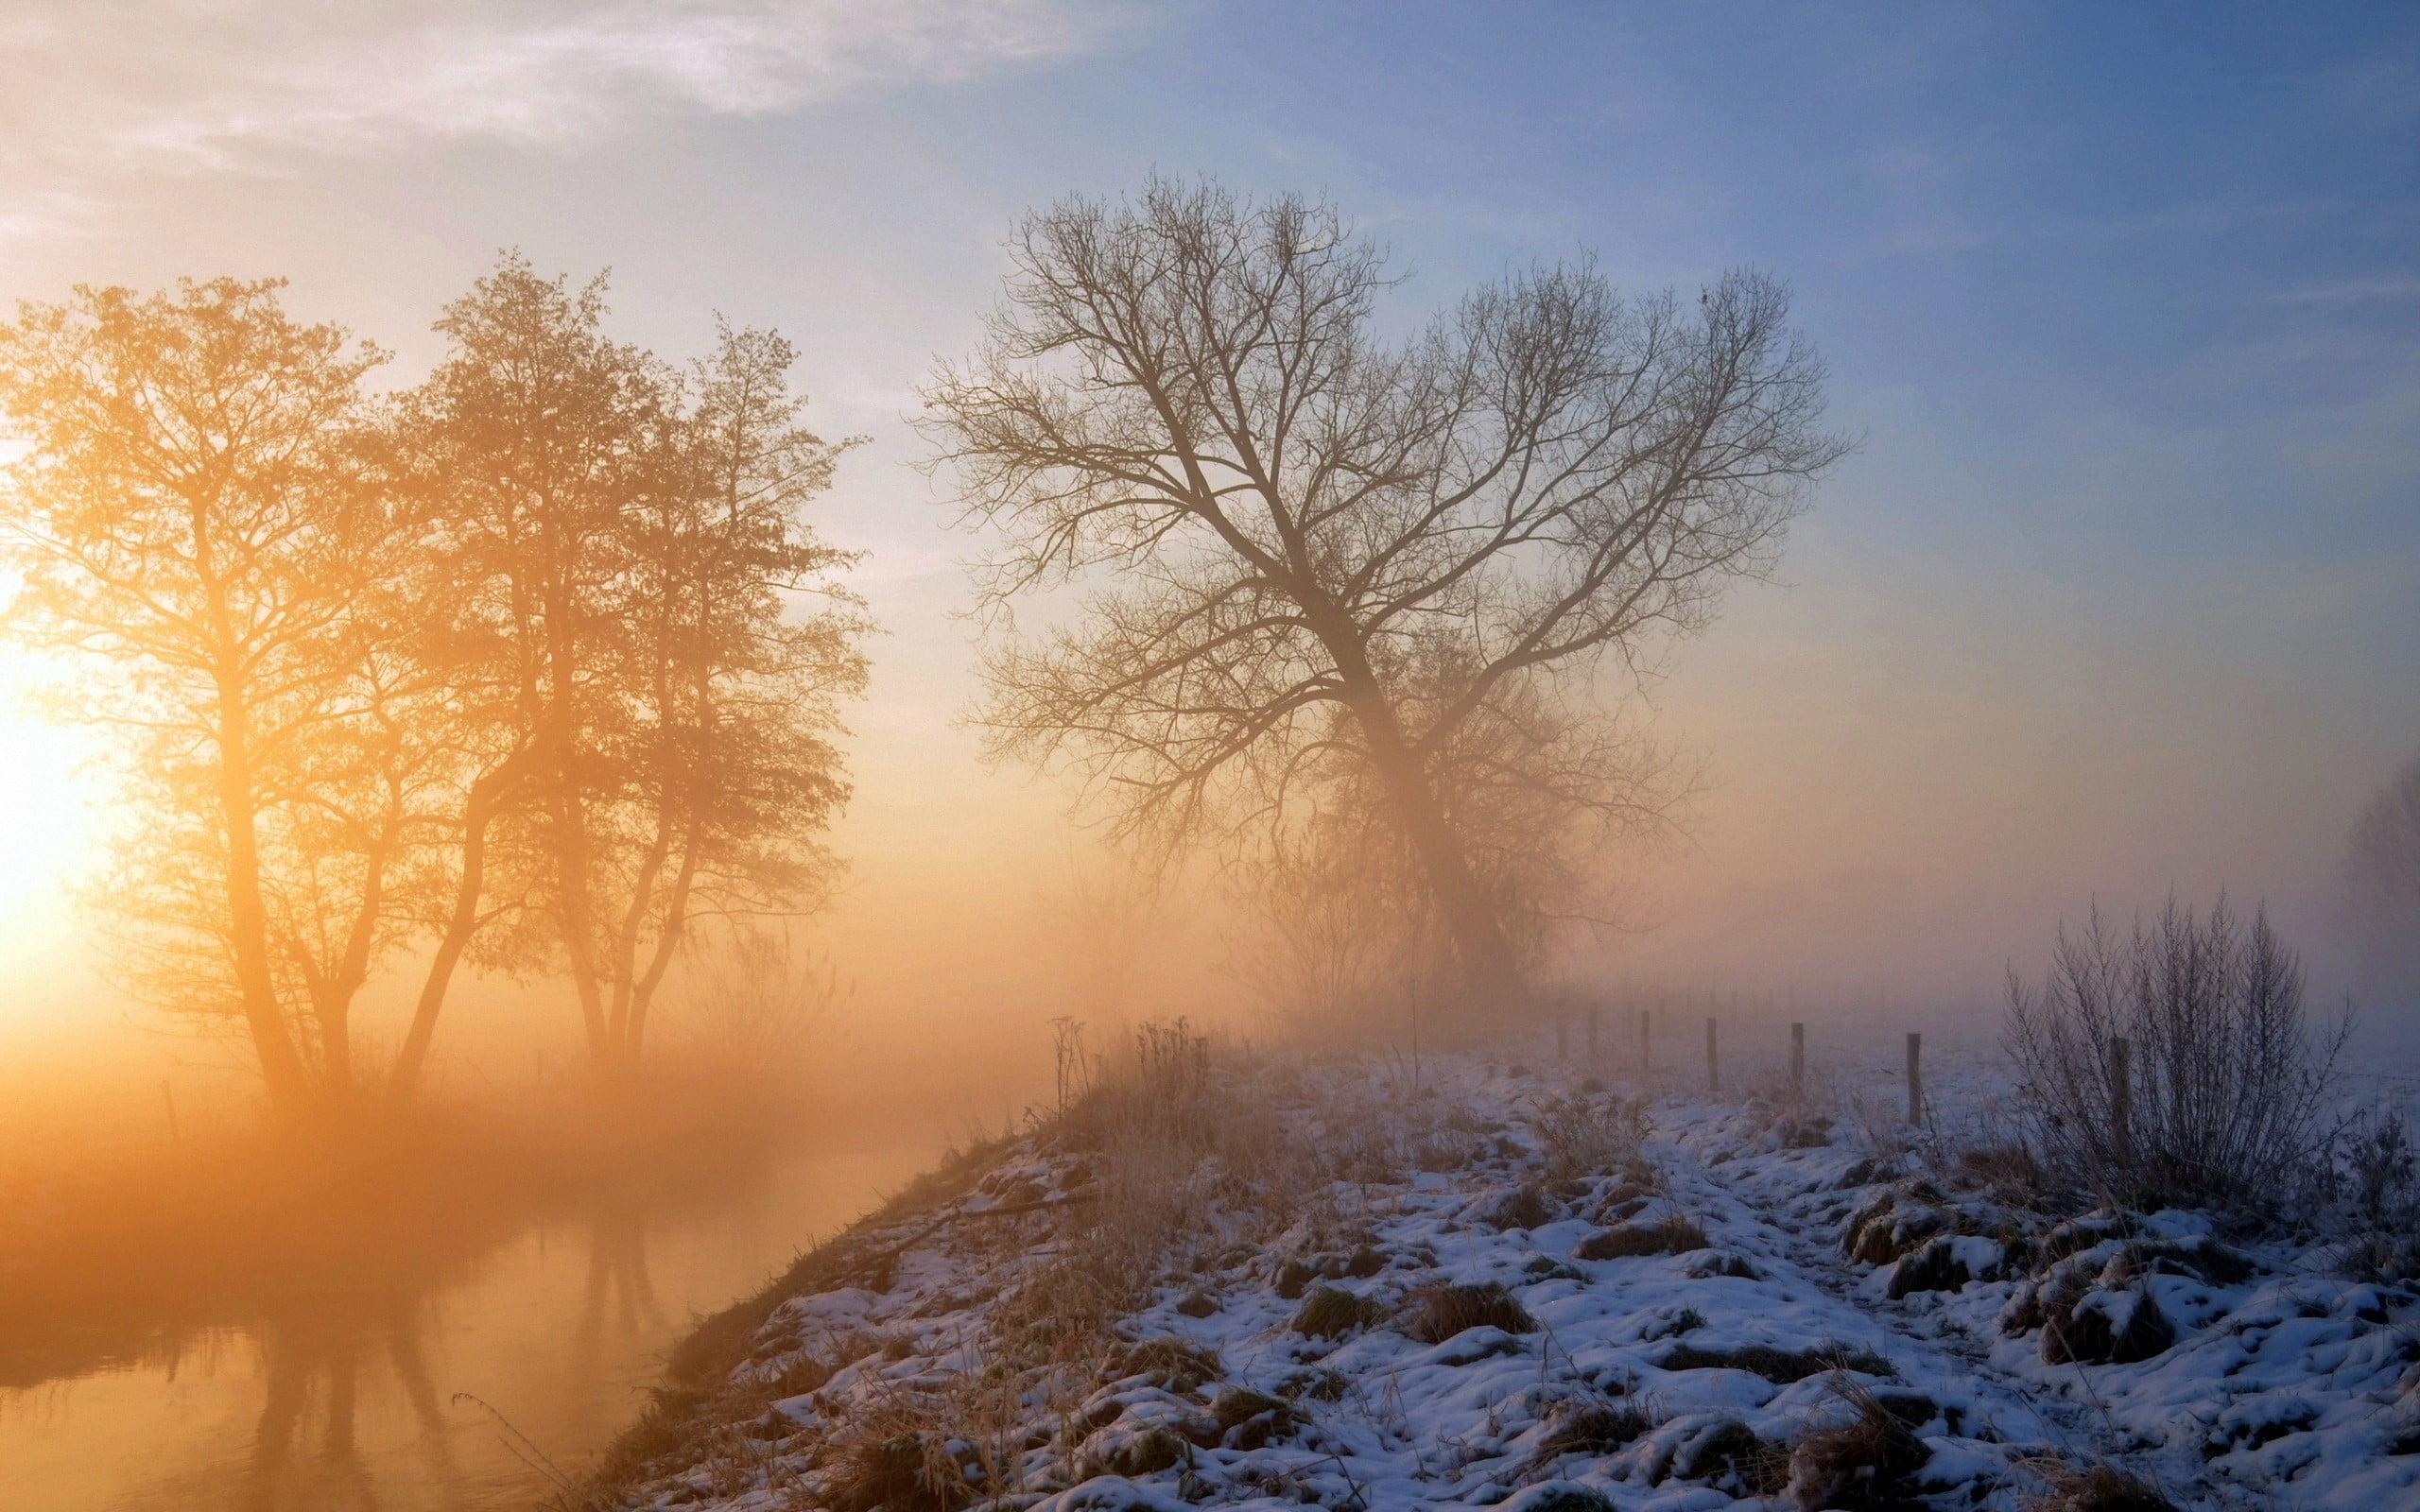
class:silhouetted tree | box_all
[2345,751,2420,1001]
[0,279,390,1119]
[925,180,1841,1014]
[399,255,662,1074]
[398,257,864,1077]
[601,321,865,1064]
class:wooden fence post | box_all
[1906,1032,1924,1126]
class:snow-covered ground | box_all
[581,1036,2420,1511]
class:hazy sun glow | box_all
[0,668,99,930]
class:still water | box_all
[0,1134,941,1511]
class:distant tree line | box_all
[0,256,867,1122]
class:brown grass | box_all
[1291,1284,1387,1338]
[2015,1458,2178,1512]
[1659,1341,1893,1384]
[1398,1281,1536,1344]
[1784,1377,1934,1511]
[1575,1215,1708,1261]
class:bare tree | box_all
[2343,751,2420,1001]
[924,180,1841,1013]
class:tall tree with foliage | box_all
[397,256,665,1072]
[598,321,865,1066]
[925,180,1841,1014]
[401,257,864,1077]
[0,279,392,1119]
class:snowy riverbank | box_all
[574,1038,2420,1511]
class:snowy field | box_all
[579,1028,2420,1512]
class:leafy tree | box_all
[599,321,865,1064]
[0,279,391,1118]
[399,257,864,1076]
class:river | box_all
[0,1131,943,1511]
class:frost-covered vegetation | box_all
[569,1016,2420,1512]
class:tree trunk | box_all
[389,758,518,1103]
[1333,675,1527,1020]
[623,816,703,1066]
[216,680,313,1121]
[1360,727,1528,1017]
[603,795,677,1066]
[541,616,608,1067]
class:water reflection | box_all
[243,1286,454,1512]
[576,1200,664,1377]
[0,1139,931,1512]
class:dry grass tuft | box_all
[1290,1283,1387,1338]
[1575,1215,1707,1261]
[1484,1182,1560,1230]
[2015,1458,2179,1512]
[1659,1341,1893,1384]
[1109,1336,1222,1393]
[1536,1393,1660,1456]
[1784,1376,1935,1511]
[1528,1091,1646,1180]
[1399,1280,1536,1344]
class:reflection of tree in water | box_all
[575,1199,661,1368]
[244,1291,453,1512]
[234,1198,662,1510]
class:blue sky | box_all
[1,0,2414,1029]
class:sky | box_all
[0,0,2415,1075]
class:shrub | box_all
[1399,1281,1537,1344]
[2004,897,2345,1213]
[2337,1106,2419,1272]
[2039,1281,2174,1366]
[830,1429,969,1512]
[1528,1091,1645,1180]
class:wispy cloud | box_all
[0,1,1127,238]
[2272,273,2420,304]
